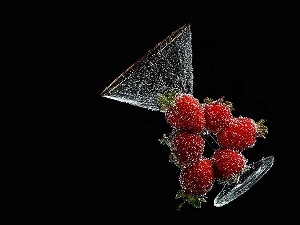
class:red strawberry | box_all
[203,96,234,134]
[179,157,215,195]
[216,116,268,152]
[176,157,215,209]
[157,91,206,133]
[159,129,205,168]
[210,148,247,184]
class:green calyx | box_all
[158,133,171,147]
[175,190,207,210]
[203,96,234,111]
[256,119,268,138]
[157,90,178,111]
[158,133,181,168]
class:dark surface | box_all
[5,4,295,223]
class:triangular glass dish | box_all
[101,24,194,111]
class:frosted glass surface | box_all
[101,24,194,111]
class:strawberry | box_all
[203,96,234,134]
[210,148,248,184]
[157,91,206,133]
[176,157,215,209]
[216,116,268,152]
[159,129,205,168]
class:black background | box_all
[4,4,296,223]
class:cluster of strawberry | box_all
[157,91,268,210]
